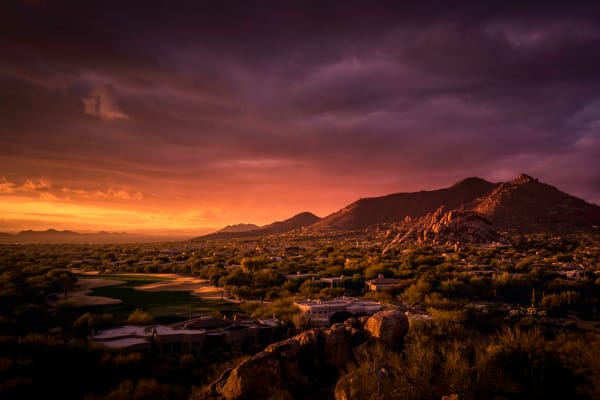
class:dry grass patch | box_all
[59,278,125,307]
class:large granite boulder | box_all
[220,352,282,400]
[364,309,409,349]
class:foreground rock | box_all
[220,352,281,399]
[364,309,409,349]
[205,311,409,400]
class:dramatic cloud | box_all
[82,84,129,121]
[22,179,50,191]
[0,178,52,198]
[1,1,599,232]
[61,187,143,201]
[0,179,18,194]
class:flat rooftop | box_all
[92,325,149,340]
[100,337,149,349]
[295,298,381,308]
[92,324,207,341]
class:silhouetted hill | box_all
[261,212,321,233]
[311,177,499,231]
[193,212,321,240]
[0,229,153,244]
[217,223,261,233]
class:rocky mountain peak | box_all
[473,174,600,233]
[451,176,494,188]
[513,173,537,184]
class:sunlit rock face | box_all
[383,207,498,252]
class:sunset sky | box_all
[2,1,600,235]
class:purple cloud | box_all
[1,1,600,231]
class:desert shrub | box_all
[428,308,467,337]
[400,280,432,304]
[86,378,185,400]
[73,312,115,333]
[242,297,299,322]
[126,309,154,325]
[487,327,584,399]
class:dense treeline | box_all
[0,260,76,335]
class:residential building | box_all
[294,297,383,326]
[366,274,403,291]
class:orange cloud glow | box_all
[0,195,220,234]
[0,176,349,235]
[60,187,143,201]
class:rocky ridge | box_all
[383,207,498,252]
[316,174,600,240]
[310,177,498,231]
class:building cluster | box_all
[286,272,405,292]
[90,316,278,354]
[285,272,349,288]
[365,274,403,291]
[294,297,384,326]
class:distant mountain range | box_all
[0,229,175,244]
[197,174,600,243]
[193,212,321,240]
[7,174,600,244]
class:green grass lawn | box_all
[77,275,239,323]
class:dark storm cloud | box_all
[2,0,600,217]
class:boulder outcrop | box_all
[383,207,499,253]
[205,310,409,399]
[220,352,282,400]
[364,309,409,349]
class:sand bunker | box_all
[135,276,228,300]
[61,278,124,306]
